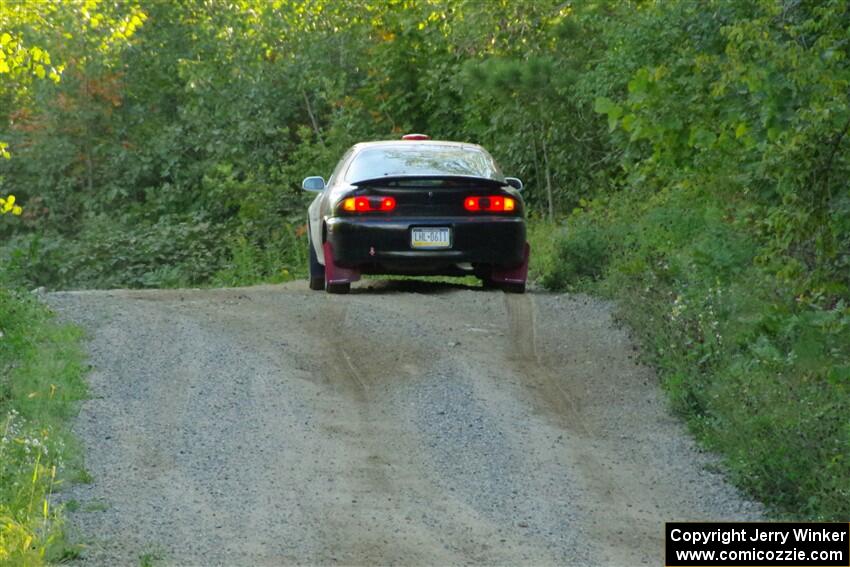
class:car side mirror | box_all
[302,176,326,192]
[505,177,523,191]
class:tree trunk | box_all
[530,135,542,204]
[85,74,94,194]
[302,89,324,146]
[541,127,554,222]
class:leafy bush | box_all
[1,215,228,290]
[539,218,612,291]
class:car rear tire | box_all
[308,232,325,291]
[326,282,350,294]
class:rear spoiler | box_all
[351,174,507,188]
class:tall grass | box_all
[211,226,308,287]
[0,288,87,564]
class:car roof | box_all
[350,140,487,152]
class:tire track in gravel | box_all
[306,299,401,563]
[47,283,763,566]
[505,294,588,431]
[505,294,655,565]
[302,296,564,564]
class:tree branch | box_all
[302,89,324,146]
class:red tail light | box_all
[464,196,516,212]
[341,196,396,213]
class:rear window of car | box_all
[345,145,504,183]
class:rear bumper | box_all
[325,215,526,271]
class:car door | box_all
[308,148,356,265]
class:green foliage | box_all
[0,0,146,161]
[592,1,850,296]
[2,215,227,289]
[531,0,850,520]
[0,288,87,563]
[538,217,611,291]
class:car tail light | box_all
[341,196,396,213]
[402,133,430,140]
[464,196,516,212]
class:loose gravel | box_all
[47,281,761,566]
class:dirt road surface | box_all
[48,281,761,566]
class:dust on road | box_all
[48,281,760,566]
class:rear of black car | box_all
[312,140,529,293]
[326,177,526,276]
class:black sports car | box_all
[302,135,529,294]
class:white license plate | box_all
[411,227,451,249]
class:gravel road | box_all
[48,281,761,566]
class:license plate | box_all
[411,227,451,249]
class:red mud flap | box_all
[491,242,530,284]
[322,242,361,285]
